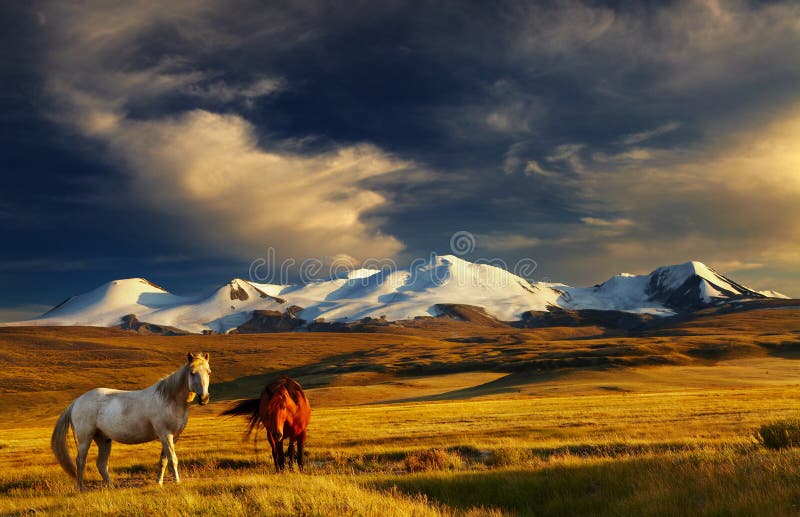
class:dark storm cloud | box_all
[0,0,799,317]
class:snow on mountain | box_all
[556,273,674,316]
[9,278,285,334]
[141,278,286,333]
[4,256,789,332]
[19,278,190,327]
[559,260,773,314]
[645,261,768,309]
[343,268,382,280]
[271,254,561,322]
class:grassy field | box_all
[1,308,800,515]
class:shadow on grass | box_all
[762,340,800,359]
[375,465,641,515]
[212,349,384,401]
[373,449,799,516]
[381,369,597,403]
[115,457,262,477]
[0,477,41,494]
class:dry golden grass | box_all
[1,308,800,515]
[4,384,800,515]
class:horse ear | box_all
[202,352,209,361]
[187,352,194,363]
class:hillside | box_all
[1,306,799,422]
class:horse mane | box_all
[268,385,291,411]
[263,376,304,406]
[155,364,189,402]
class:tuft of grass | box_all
[756,419,800,449]
[486,447,534,467]
[405,449,463,473]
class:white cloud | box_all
[592,148,654,162]
[580,217,635,228]
[523,159,557,177]
[42,0,418,262]
[546,143,586,174]
[185,76,284,104]
[54,95,411,260]
[475,233,541,251]
[110,110,408,259]
[618,122,681,146]
[712,260,764,272]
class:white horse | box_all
[51,352,211,490]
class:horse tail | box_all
[51,402,76,478]
[220,398,262,439]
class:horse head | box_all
[186,352,211,405]
[267,386,292,440]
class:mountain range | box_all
[3,255,790,333]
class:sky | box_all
[1,0,799,320]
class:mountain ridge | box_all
[3,255,790,333]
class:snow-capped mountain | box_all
[253,255,562,325]
[35,278,192,326]
[556,260,784,314]
[4,256,789,333]
[33,278,287,333]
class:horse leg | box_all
[287,439,296,468]
[75,436,92,491]
[166,434,180,483]
[277,436,287,471]
[296,431,306,471]
[93,435,112,487]
[158,433,180,484]
[157,443,169,485]
[267,431,280,473]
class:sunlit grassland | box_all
[1,308,800,515]
[4,384,800,515]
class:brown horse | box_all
[221,376,311,471]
